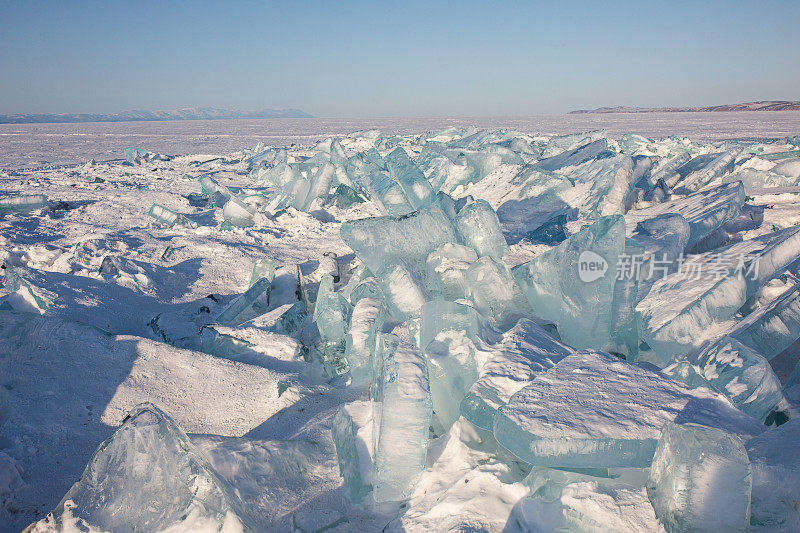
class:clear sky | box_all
[1,0,798,117]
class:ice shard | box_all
[643,151,691,190]
[618,133,654,154]
[0,194,48,213]
[222,197,256,228]
[723,168,799,192]
[331,400,374,503]
[647,423,752,533]
[746,418,800,529]
[198,174,234,202]
[512,215,626,350]
[385,147,436,211]
[340,202,459,274]
[248,258,276,288]
[687,336,784,422]
[540,130,607,159]
[535,138,608,172]
[562,152,636,216]
[610,238,644,359]
[244,301,307,336]
[425,154,479,194]
[375,259,429,322]
[147,204,196,228]
[454,199,509,259]
[626,212,691,298]
[677,148,742,192]
[372,336,432,502]
[627,182,745,247]
[637,226,800,364]
[300,162,336,211]
[460,319,573,432]
[425,243,478,301]
[729,281,800,360]
[466,257,530,331]
[423,302,482,430]
[345,297,385,385]
[216,276,272,326]
[367,170,415,216]
[314,273,352,375]
[494,351,764,468]
[27,403,254,532]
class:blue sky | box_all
[1,0,798,116]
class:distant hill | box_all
[0,107,313,124]
[570,100,800,114]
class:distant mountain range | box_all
[0,107,313,124]
[570,100,800,114]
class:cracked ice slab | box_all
[637,226,800,364]
[493,351,764,469]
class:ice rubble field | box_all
[2,125,800,532]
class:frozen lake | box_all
[2,111,799,170]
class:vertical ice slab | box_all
[375,259,429,323]
[367,170,415,215]
[454,199,509,259]
[372,336,432,502]
[647,423,752,533]
[314,273,352,376]
[340,202,459,274]
[512,215,626,350]
[248,259,276,288]
[677,148,742,192]
[425,243,478,301]
[27,403,254,532]
[493,351,764,468]
[345,297,385,385]
[385,147,436,211]
[467,256,531,331]
[562,152,636,217]
[460,319,573,432]
[331,400,374,503]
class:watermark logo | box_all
[578,250,608,282]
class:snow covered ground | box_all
[1,117,800,532]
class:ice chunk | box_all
[628,182,745,247]
[421,301,485,429]
[331,400,374,503]
[535,138,608,171]
[687,336,784,422]
[425,154,479,194]
[314,273,352,375]
[348,277,383,306]
[644,151,692,190]
[466,257,530,331]
[325,184,365,209]
[243,301,307,335]
[772,157,800,179]
[425,243,478,301]
[300,162,336,211]
[198,174,234,202]
[340,202,459,274]
[28,403,254,532]
[619,133,654,154]
[513,215,626,350]
[367,170,415,215]
[385,147,436,211]
[216,276,272,326]
[372,336,432,502]
[248,258,275,288]
[454,199,509,259]
[494,351,764,468]
[222,197,256,228]
[345,297,385,385]
[723,167,799,192]
[540,130,607,159]
[730,281,800,360]
[677,148,742,192]
[637,226,800,363]
[626,213,691,298]
[562,152,636,216]
[147,204,196,228]
[460,319,573,432]
[0,194,47,213]
[375,259,429,322]
[746,418,800,529]
[647,423,752,533]
[610,238,644,359]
